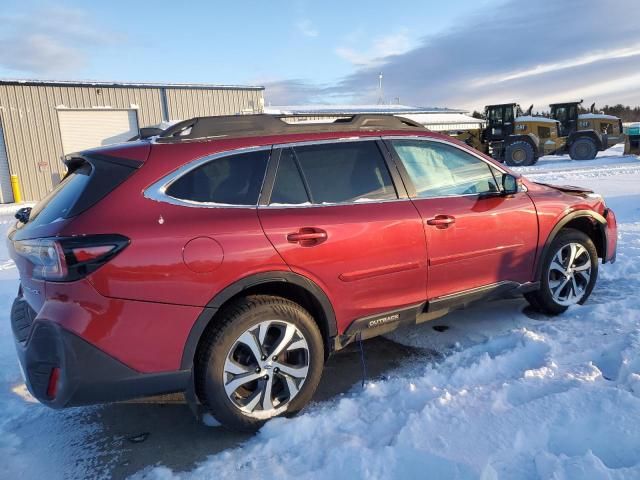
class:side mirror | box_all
[502,173,518,195]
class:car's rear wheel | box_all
[525,229,598,315]
[196,295,324,431]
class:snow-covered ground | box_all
[1,148,638,479]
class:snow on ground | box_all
[0,147,638,479]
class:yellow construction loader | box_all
[450,101,629,165]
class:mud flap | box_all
[185,371,205,422]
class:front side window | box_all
[166,150,269,205]
[288,141,397,204]
[488,107,503,125]
[391,140,500,198]
[553,107,568,123]
[504,107,514,122]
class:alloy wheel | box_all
[223,320,310,419]
[547,242,592,306]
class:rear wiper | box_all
[15,207,32,224]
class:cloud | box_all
[296,19,318,38]
[0,7,123,75]
[262,79,350,106]
[334,0,640,109]
[336,29,413,68]
[276,0,640,109]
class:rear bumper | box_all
[12,296,190,408]
[604,208,617,263]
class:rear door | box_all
[258,140,427,331]
[386,138,538,300]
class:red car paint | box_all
[8,127,617,399]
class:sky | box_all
[0,0,639,112]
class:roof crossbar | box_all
[157,114,426,142]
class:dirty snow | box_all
[0,146,638,479]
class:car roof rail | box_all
[156,114,426,142]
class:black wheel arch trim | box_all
[180,271,337,370]
[567,131,603,150]
[534,210,608,280]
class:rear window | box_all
[28,163,92,227]
[25,155,140,228]
[166,150,270,205]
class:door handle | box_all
[426,215,456,229]
[287,228,328,246]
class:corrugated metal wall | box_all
[165,88,263,120]
[0,83,264,201]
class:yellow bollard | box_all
[10,174,22,204]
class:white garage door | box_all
[0,124,13,203]
[57,109,139,155]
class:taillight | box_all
[14,234,129,281]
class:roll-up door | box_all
[57,109,139,155]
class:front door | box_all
[386,138,538,300]
[258,140,427,332]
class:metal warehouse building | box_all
[0,80,265,202]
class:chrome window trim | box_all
[144,134,527,210]
[261,197,413,210]
[272,136,379,149]
[382,135,529,196]
[143,145,272,209]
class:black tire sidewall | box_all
[505,141,535,166]
[570,138,597,160]
[535,229,599,314]
[197,296,324,431]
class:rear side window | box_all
[270,149,310,205]
[166,150,269,205]
[290,141,397,204]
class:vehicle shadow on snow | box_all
[86,336,429,479]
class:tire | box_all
[505,141,536,166]
[569,137,597,160]
[196,295,324,431]
[525,229,598,315]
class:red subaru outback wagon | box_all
[9,114,617,430]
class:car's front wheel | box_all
[525,229,598,315]
[196,295,324,431]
